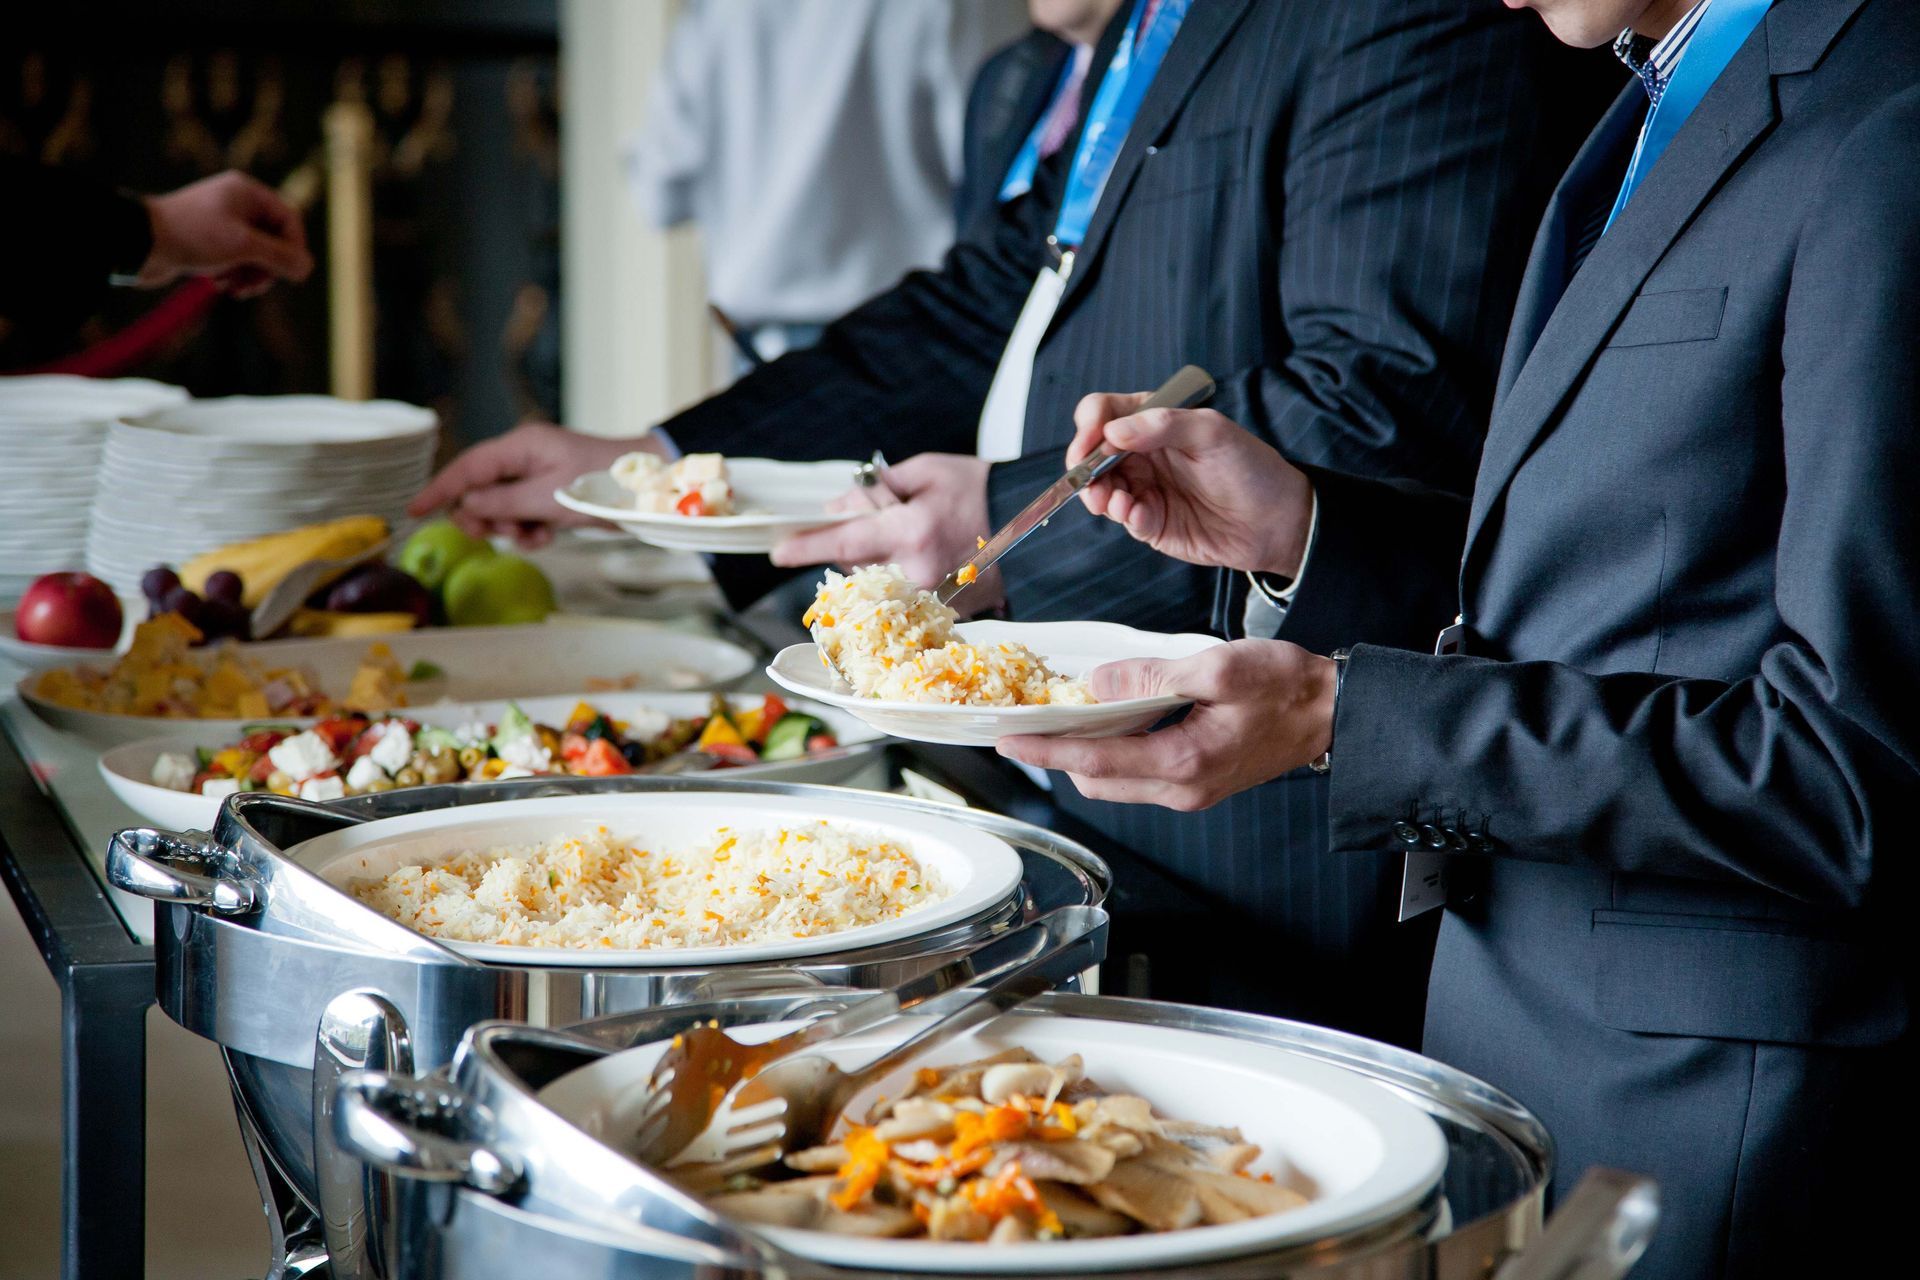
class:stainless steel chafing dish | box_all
[329,992,1659,1280]
[106,778,1111,1280]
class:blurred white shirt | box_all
[627,0,1027,329]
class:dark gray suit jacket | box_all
[952,30,1071,237]
[666,0,1611,1043]
[1318,0,1917,1272]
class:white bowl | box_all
[555,459,863,554]
[768,620,1222,746]
[285,791,1022,968]
[539,1012,1449,1273]
[96,691,888,829]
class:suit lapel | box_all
[1054,0,1256,313]
[1493,87,1646,413]
[1460,24,1781,573]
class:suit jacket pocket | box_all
[1131,126,1248,202]
[1604,286,1727,348]
[1592,909,1907,1046]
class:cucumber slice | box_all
[761,713,825,762]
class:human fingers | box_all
[456,475,567,524]
[1068,391,1153,467]
[411,430,547,516]
[1088,647,1235,703]
[233,225,311,283]
[235,180,314,279]
[771,511,893,568]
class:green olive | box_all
[394,767,423,787]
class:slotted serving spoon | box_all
[630,903,1106,1165]
[664,904,1106,1170]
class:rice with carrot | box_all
[805,564,1093,705]
[348,822,948,950]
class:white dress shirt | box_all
[625,0,1028,328]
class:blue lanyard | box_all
[998,55,1081,202]
[1605,0,1772,232]
[1050,0,1190,250]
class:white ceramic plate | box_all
[0,375,188,418]
[97,690,889,829]
[767,619,1222,746]
[285,792,1022,968]
[538,1012,1448,1273]
[18,618,760,744]
[121,396,436,453]
[554,459,864,554]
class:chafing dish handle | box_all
[106,827,258,915]
[333,1071,524,1197]
[1495,1168,1658,1280]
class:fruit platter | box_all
[97,690,885,828]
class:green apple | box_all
[442,553,556,626]
[397,520,493,593]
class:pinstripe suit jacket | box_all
[666,0,1612,1042]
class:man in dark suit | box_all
[413,1,1610,1045]
[0,162,311,317]
[1003,0,1917,1272]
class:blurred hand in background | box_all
[137,170,313,298]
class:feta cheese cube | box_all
[345,755,388,792]
[676,453,725,484]
[497,735,552,773]
[610,451,665,491]
[268,731,339,783]
[298,774,347,802]
[200,778,242,801]
[368,723,413,774]
[151,751,198,792]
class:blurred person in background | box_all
[417,0,1617,1048]
[953,0,1126,234]
[626,0,1026,374]
[0,161,310,333]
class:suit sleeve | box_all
[1327,93,1920,914]
[0,158,151,315]
[987,0,1563,640]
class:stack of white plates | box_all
[0,376,189,603]
[86,396,437,596]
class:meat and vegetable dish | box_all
[679,1049,1308,1243]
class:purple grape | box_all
[142,566,181,604]
[198,599,250,641]
[161,584,204,626]
[203,570,244,605]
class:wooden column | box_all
[324,100,376,400]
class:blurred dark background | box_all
[3,0,561,451]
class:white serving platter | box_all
[97,690,888,829]
[539,1012,1448,1273]
[555,458,864,554]
[767,619,1222,746]
[287,791,1023,968]
[18,618,760,744]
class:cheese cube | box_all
[268,731,339,783]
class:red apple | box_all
[15,572,124,649]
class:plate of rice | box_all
[767,565,1223,747]
[287,792,1024,967]
[555,456,864,554]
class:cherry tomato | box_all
[578,738,632,776]
[704,741,759,767]
[675,491,707,517]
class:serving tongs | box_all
[627,904,1101,1166]
[655,905,1107,1171]
[932,363,1215,608]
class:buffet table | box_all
[0,596,1222,1280]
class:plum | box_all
[326,563,433,626]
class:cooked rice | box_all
[804,564,1092,705]
[869,642,1096,707]
[348,821,949,951]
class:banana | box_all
[282,607,419,638]
[180,516,389,607]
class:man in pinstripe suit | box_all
[414,0,1614,1046]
